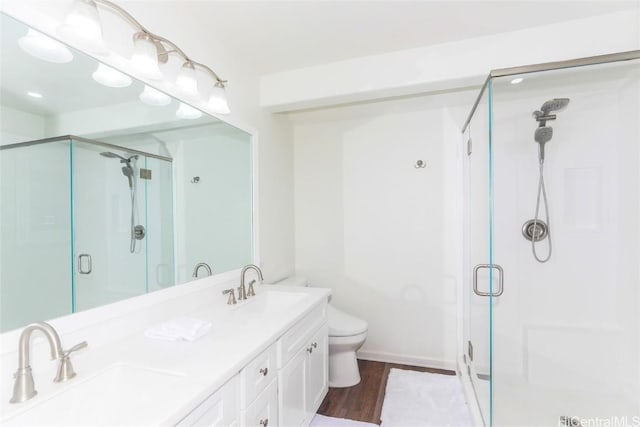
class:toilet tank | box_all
[266,276,309,287]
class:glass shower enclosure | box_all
[0,136,174,332]
[462,51,640,426]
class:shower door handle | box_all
[473,264,504,297]
[78,254,92,275]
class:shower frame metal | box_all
[0,134,173,163]
[462,49,640,134]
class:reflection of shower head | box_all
[100,151,138,164]
[100,151,138,188]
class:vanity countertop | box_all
[0,283,330,426]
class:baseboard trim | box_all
[356,350,457,371]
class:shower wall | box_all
[488,62,640,424]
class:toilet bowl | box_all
[267,276,368,388]
[327,304,367,387]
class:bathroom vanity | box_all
[0,277,330,426]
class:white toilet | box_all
[269,277,368,388]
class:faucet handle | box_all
[63,341,88,357]
[247,279,256,297]
[54,341,87,383]
[222,288,237,305]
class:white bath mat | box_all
[380,369,472,427]
[311,414,379,427]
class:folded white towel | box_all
[144,317,212,342]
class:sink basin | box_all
[3,364,185,426]
[233,290,306,314]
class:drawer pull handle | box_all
[260,418,269,427]
[312,342,317,349]
[259,367,268,376]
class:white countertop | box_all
[0,282,330,426]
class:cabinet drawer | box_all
[240,342,278,408]
[176,376,238,427]
[241,379,278,427]
[277,302,327,368]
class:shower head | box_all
[100,151,139,164]
[540,98,570,114]
[100,151,128,162]
[122,165,134,189]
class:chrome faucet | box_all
[10,322,87,403]
[238,264,264,300]
[192,262,213,278]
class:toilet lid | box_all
[328,305,368,337]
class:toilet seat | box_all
[327,305,367,337]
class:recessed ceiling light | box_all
[27,91,43,98]
[510,77,524,85]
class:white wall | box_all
[0,0,296,282]
[0,105,48,145]
[261,8,640,112]
[290,92,472,368]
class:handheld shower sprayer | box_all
[524,97,570,263]
[99,151,143,253]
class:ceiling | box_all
[143,0,639,75]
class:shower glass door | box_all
[465,80,494,425]
[71,139,174,312]
[72,140,146,311]
[489,58,640,425]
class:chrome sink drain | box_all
[522,219,548,242]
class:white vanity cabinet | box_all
[176,376,239,427]
[176,299,328,427]
[277,304,329,427]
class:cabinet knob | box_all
[259,418,269,427]
[259,367,268,376]
[307,347,313,354]
[312,342,317,349]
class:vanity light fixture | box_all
[511,77,524,85]
[207,82,231,115]
[131,32,163,80]
[58,0,230,113]
[92,63,132,88]
[57,0,106,53]
[18,29,74,63]
[175,61,199,100]
[139,85,171,107]
[176,103,203,120]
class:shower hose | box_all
[532,159,552,263]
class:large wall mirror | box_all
[0,13,254,332]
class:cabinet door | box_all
[176,376,238,427]
[305,324,328,421]
[242,379,278,427]
[278,347,307,427]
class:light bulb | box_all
[207,82,230,114]
[18,29,74,63]
[176,103,202,120]
[175,61,199,99]
[92,63,132,88]
[139,85,171,107]
[57,0,106,54]
[131,32,162,80]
